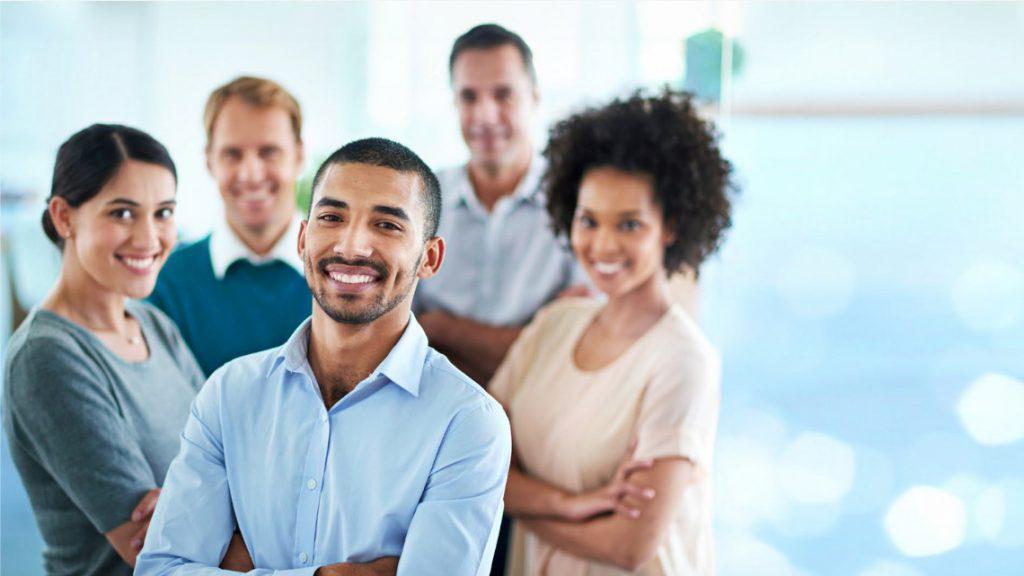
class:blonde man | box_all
[150,76,310,375]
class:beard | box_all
[305,252,420,325]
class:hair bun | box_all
[41,207,63,248]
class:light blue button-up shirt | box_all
[414,158,587,327]
[136,315,511,576]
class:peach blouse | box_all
[490,298,720,576]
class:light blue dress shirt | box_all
[136,314,511,576]
[414,158,588,327]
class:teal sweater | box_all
[149,236,311,376]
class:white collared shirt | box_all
[208,215,305,280]
[413,157,587,326]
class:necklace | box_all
[127,334,141,346]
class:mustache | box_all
[316,256,389,278]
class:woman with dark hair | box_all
[2,124,249,575]
[489,89,735,576]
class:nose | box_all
[471,96,500,125]
[132,215,161,251]
[332,222,373,260]
[591,226,620,258]
[237,152,265,184]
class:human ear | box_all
[204,146,214,177]
[48,196,74,239]
[297,219,308,259]
[417,236,445,280]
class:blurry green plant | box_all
[294,153,328,215]
[682,28,745,102]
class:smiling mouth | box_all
[593,261,625,275]
[320,257,387,293]
[328,272,377,285]
[116,254,159,273]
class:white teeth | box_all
[594,262,624,275]
[329,272,375,284]
[121,256,155,270]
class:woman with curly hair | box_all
[488,89,735,576]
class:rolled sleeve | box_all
[633,351,721,471]
[397,400,511,576]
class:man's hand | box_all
[315,556,398,576]
[556,440,655,522]
[129,488,161,550]
[219,532,254,572]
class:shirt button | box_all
[307,478,317,490]
[320,413,328,423]
[299,552,309,563]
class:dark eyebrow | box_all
[576,207,643,218]
[105,198,139,207]
[373,205,410,222]
[314,198,348,210]
[105,198,177,207]
[312,198,410,222]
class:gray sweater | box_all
[3,300,204,576]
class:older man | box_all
[150,76,310,376]
[414,24,589,386]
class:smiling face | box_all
[299,163,443,325]
[59,159,178,299]
[451,44,537,172]
[206,96,304,240]
[571,166,672,299]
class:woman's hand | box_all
[557,440,656,521]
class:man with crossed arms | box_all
[137,138,511,575]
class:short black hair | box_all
[44,124,177,250]
[449,23,536,84]
[543,88,736,277]
[310,137,441,239]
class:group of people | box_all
[3,24,734,576]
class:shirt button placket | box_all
[480,202,507,317]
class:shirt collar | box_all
[454,156,547,209]
[209,215,305,280]
[272,313,428,397]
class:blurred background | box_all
[2,1,1023,574]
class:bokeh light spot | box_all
[718,532,806,576]
[990,480,1024,549]
[974,484,1005,542]
[950,258,1024,332]
[956,373,1024,446]
[778,432,856,505]
[715,436,786,529]
[884,486,966,557]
